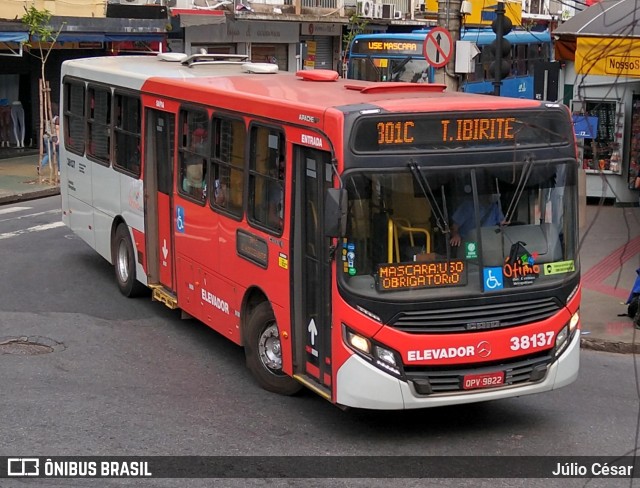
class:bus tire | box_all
[113,224,145,298]
[245,302,302,396]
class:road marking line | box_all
[0,206,31,215]
[0,209,60,223]
[0,221,65,240]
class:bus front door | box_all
[144,108,176,291]
[293,146,334,396]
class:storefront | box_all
[555,0,640,204]
[0,17,166,151]
[568,84,628,200]
[300,22,340,71]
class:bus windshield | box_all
[340,161,577,298]
[349,57,431,83]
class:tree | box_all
[22,5,64,184]
[341,14,368,78]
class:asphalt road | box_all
[0,196,639,488]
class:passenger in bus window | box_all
[214,178,228,206]
[192,127,207,154]
[123,140,141,174]
[213,164,230,207]
[267,155,284,229]
[183,155,206,200]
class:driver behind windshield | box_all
[449,186,506,247]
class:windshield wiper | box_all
[363,55,382,81]
[503,157,534,224]
[408,161,450,236]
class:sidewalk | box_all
[1,151,639,353]
[578,203,640,353]
[0,151,59,204]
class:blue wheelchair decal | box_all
[176,206,185,233]
[483,267,504,291]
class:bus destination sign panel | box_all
[377,260,467,291]
[351,39,423,56]
[353,112,571,152]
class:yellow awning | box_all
[576,37,640,77]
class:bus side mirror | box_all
[324,188,347,237]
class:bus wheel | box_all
[113,224,145,298]
[245,302,302,395]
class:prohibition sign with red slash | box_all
[423,27,453,69]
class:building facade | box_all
[0,0,575,152]
[555,0,640,205]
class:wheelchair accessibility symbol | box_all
[483,267,504,291]
[176,206,185,233]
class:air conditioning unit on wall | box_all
[121,0,148,5]
[357,0,374,18]
[381,3,395,18]
[373,3,383,18]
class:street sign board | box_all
[423,27,453,69]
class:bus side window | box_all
[248,125,284,233]
[211,117,244,217]
[64,81,86,155]
[87,85,111,165]
[178,108,209,203]
[113,93,141,176]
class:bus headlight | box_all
[555,325,569,357]
[569,311,580,332]
[554,311,580,358]
[346,330,371,354]
[343,325,403,378]
[374,345,398,368]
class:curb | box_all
[580,337,640,354]
[0,187,60,205]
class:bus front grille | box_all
[405,352,553,395]
[390,297,562,333]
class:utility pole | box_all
[437,0,461,92]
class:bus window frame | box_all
[62,77,87,157]
[247,122,286,236]
[86,83,112,168]
[113,90,142,179]
[209,113,245,220]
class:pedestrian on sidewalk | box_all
[41,103,60,174]
[627,268,640,328]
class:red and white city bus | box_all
[60,53,580,409]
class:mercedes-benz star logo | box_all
[477,340,492,358]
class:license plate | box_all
[462,371,505,390]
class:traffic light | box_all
[488,2,513,84]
